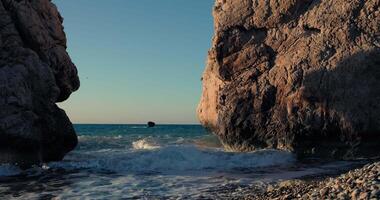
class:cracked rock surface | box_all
[198,0,380,158]
[0,0,79,165]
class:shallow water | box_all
[0,125,363,199]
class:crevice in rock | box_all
[303,24,321,35]
[261,85,277,112]
[352,0,366,20]
[349,0,366,41]
[220,94,226,106]
[282,0,319,25]
[265,44,277,70]
[300,0,320,16]
[216,25,268,62]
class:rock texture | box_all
[0,0,79,165]
[198,0,380,158]
[243,162,380,200]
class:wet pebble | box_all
[236,162,380,200]
[319,187,328,196]
[359,192,369,199]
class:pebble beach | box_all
[203,161,380,200]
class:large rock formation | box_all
[198,0,380,159]
[0,0,79,165]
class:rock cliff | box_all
[0,0,79,165]
[198,0,380,158]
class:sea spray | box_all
[132,138,161,150]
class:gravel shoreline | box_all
[244,162,380,200]
[202,162,380,200]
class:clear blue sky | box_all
[54,0,214,124]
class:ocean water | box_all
[0,125,361,199]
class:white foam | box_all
[44,146,295,199]
[132,138,161,150]
[50,145,295,174]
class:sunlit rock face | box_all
[198,0,380,159]
[0,0,79,165]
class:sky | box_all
[53,0,215,124]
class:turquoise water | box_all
[0,125,306,199]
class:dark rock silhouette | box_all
[0,0,79,165]
[147,121,156,128]
[198,0,380,159]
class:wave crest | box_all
[132,138,161,150]
[49,146,295,173]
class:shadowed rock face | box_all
[198,0,380,159]
[0,0,79,165]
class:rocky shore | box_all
[198,0,380,159]
[0,0,79,165]
[196,1,380,198]
[206,162,380,200]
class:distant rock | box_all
[198,0,380,158]
[147,121,156,128]
[0,0,79,165]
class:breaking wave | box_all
[132,138,161,150]
[48,145,295,174]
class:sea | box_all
[0,124,365,199]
